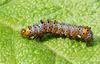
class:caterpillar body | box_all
[21,19,93,46]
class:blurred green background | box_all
[0,0,100,64]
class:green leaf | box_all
[0,0,100,64]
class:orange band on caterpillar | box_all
[21,19,94,46]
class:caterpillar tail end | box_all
[21,27,32,38]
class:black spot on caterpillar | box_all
[21,19,94,46]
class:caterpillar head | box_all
[21,26,32,38]
[81,26,93,46]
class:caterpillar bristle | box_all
[40,20,44,24]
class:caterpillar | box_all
[21,19,94,46]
